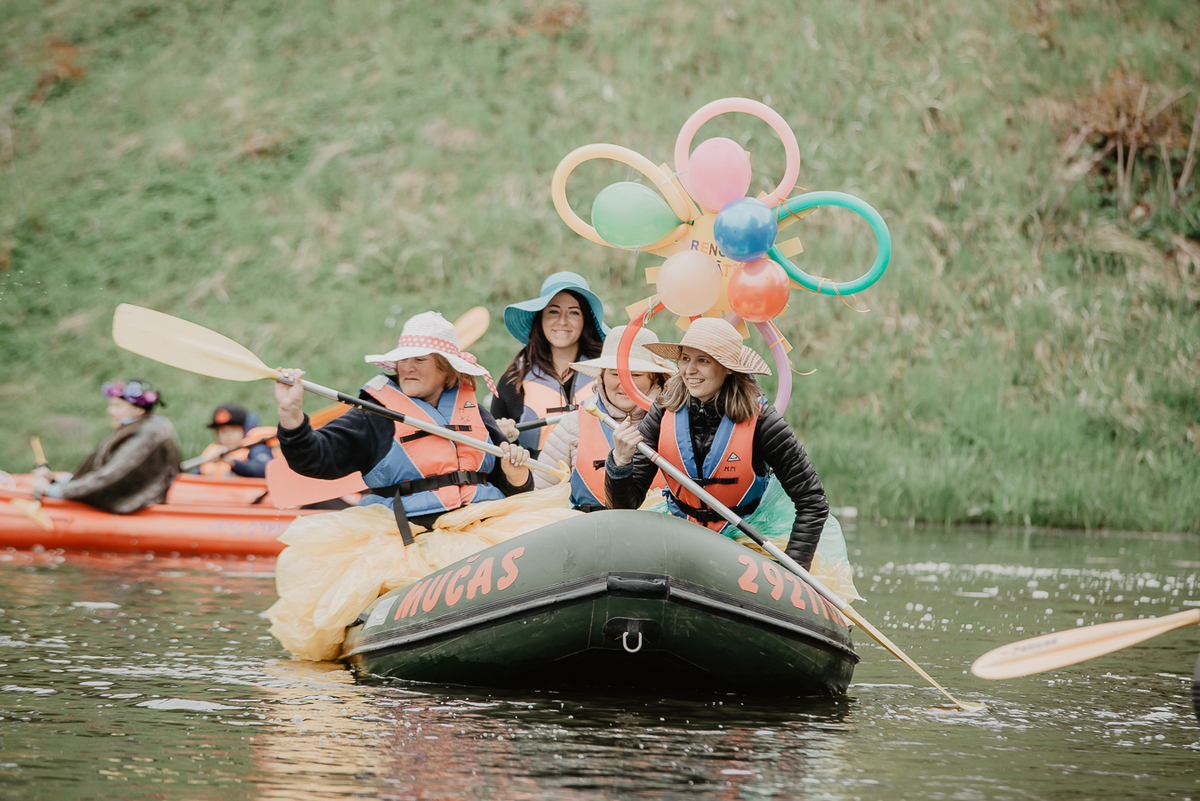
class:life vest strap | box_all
[398,424,471,444]
[692,476,739,486]
[672,494,762,525]
[374,469,488,498]
[575,503,606,513]
[545,404,575,414]
[591,459,606,470]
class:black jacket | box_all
[277,384,533,499]
[605,398,827,569]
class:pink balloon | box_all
[674,97,801,209]
[656,251,723,317]
[687,137,752,212]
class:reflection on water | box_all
[0,525,1197,800]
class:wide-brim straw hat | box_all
[570,325,678,378]
[503,271,610,345]
[365,312,495,391]
[644,317,772,376]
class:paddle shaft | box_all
[30,436,48,468]
[588,403,977,711]
[180,431,277,472]
[515,414,567,432]
[285,376,563,479]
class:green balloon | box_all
[591,182,682,248]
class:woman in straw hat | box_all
[533,325,677,512]
[492,271,609,456]
[606,317,828,570]
[274,311,534,539]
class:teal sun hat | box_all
[503,271,610,345]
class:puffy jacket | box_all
[605,398,828,569]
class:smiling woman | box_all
[491,272,610,456]
[606,317,829,572]
[273,311,536,542]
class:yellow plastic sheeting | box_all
[267,483,581,661]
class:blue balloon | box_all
[712,197,778,262]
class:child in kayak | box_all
[193,403,277,478]
[533,325,675,511]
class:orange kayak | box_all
[0,473,324,556]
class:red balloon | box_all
[727,258,790,322]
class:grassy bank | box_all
[2,0,1198,531]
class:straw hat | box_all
[365,312,497,392]
[503,271,610,345]
[644,317,771,376]
[570,325,678,378]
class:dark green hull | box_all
[341,510,858,696]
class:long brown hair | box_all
[501,290,604,384]
[658,372,763,424]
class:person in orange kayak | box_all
[491,271,608,456]
[193,404,278,478]
[28,379,182,514]
[605,318,828,570]
[272,311,534,543]
[533,325,675,512]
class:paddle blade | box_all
[454,306,490,349]
[265,458,367,509]
[971,608,1200,680]
[309,403,351,429]
[11,498,53,531]
[113,304,280,382]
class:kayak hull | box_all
[0,484,314,555]
[342,510,858,696]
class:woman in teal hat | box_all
[492,271,609,456]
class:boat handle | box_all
[621,631,643,654]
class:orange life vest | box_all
[570,393,666,511]
[360,375,504,518]
[197,426,279,476]
[658,403,768,532]
[517,366,595,451]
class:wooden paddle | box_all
[586,403,983,712]
[111,304,566,481]
[971,608,1200,681]
[10,436,54,531]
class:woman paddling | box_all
[28,379,182,514]
[273,311,534,539]
[491,271,608,456]
[265,312,583,661]
[605,318,828,570]
[533,325,675,512]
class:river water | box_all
[1,523,1196,800]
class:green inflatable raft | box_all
[341,510,858,696]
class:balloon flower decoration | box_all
[550,97,892,414]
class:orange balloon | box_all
[727,258,790,322]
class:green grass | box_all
[2,0,1198,531]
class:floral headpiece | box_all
[102,380,161,409]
